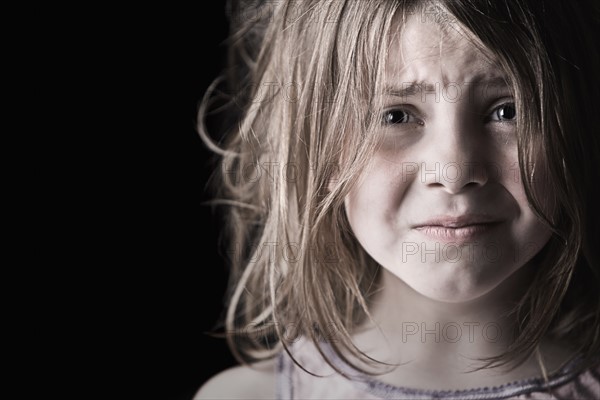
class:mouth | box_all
[412,215,503,243]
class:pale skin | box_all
[195,14,574,399]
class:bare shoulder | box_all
[193,358,277,400]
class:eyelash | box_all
[486,102,516,123]
[382,109,421,125]
[381,102,517,126]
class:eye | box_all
[382,109,415,125]
[489,102,516,122]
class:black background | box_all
[157,3,237,399]
[112,3,266,399]
[32,3,242,399]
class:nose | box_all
[421,120,488,194]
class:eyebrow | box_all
[383,76,510,97]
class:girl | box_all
[195,0,599,398]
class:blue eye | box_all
[489,103,516,122]
[382,109,414,125]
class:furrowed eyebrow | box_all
[383,81,434,97]
[382,76,510,98]
[479,77,511,90]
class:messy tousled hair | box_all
[198,0,600,376]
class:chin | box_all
[389,259,508,304]
[411,281,491,304]
[414,283,492,304]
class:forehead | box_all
[386,13,502,85]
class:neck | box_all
[351,262,569,385]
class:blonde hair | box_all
[198,0,600,375]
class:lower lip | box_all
[414,223,501,243]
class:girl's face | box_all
[344,15,552,303]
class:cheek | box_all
[496,141,556,219]
[499,161,553,265]
[344,160,408,252]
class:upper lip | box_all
[412,214,502,229]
